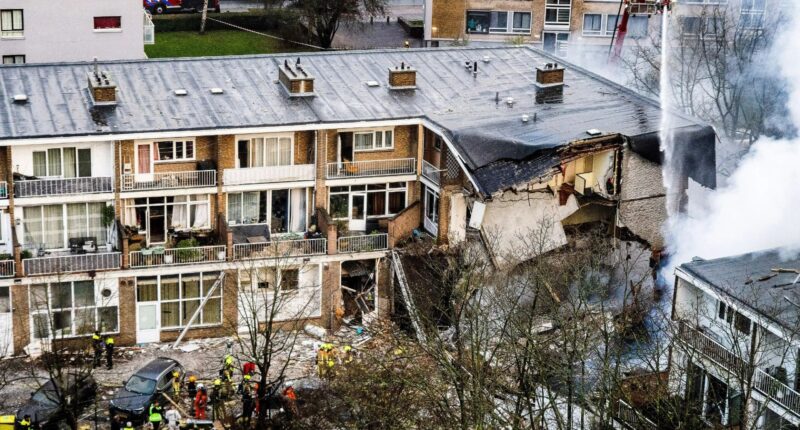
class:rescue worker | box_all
[187,375,197,402]
[164,405,181,430]
[242,361,256,376]
[342,345,354,365]
[18,414,31,430]
[105,335,115,369]
[281,385,298,420]
[210,378,224,420]
[194,386,208,419]
[123,422,135,430]
[110,415,122,430]
[316,344,329,377]
[91,331,103,368]
[224,354,235,373]
[171,369,181,398]
[148,399,163,430]
[240,374,254,424]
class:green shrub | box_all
[174,238,202,262]
[152,10,301,33]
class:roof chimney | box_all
[278,57,315,97]
[87,60,117,106]
[388,62,417,90]
[535,62,565,88]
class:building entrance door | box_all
[349,193,367,231]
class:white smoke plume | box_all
[664,4,800,269]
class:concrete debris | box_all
[178,343,201,353]
[304,324,328,340]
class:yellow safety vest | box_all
[92,334,101,341]
[106,337,114,345]
[20,419,31,428]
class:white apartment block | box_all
[0,0,148,64]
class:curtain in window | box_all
[23,206,43,246]
[138,145,151,173]
[63,148,77,178]
[161,302,179,327]
[43,205,64,248]
[161,276,180,300]
[354,133,373,151]
[265,138,279,166]
[228,193,242,224]
[47,148,61,177]
[191,201,209,229]
[33,152,47,177]
[170,197,187,229]
[249,138,265,167]
[203,298,221,324]
[389,191,406,214]
[136,278,158,302]
[124,201,137,228]
[78,149,91,177]
[87,203,107,243]
[279,138,292,165]
[290,189,306,232]
[368,192,386,217]
[242,192,260,224]
[67,203,87,240]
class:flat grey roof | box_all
[0,46,713,195]
[680,249,800,331]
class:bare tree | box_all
[294,0,387,49]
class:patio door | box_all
[136,302,160,344]
[147,207,166,244]
[0,287,12,357]
[349,193,367,231]
[423,187,439,236]
[136,143,153,182]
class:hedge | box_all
[152,9,300,33]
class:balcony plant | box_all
[174,238,202,263]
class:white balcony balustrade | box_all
[121,170,216,191]
[233,238,326,260]
[223,164,314,186]
[337,234,388,253]
[14,177,113,197]
[421,160,442,185]
[129,245,227,268]
[23,252,121,276]
[0,260,14,277]
[326,158,416,179]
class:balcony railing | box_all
[23,252,121,276]
[679,321,800,416]
[121,170,216,191]
[422,160,441,185]
[129,245,227,268]
[143,10,155,45]
[616,400,658,430]
[337,234,388,253]
[326,158,416,179]
[233,238,327,261]
[0,182,7,199]
[0,260,14,277]
[14,177,113,197]
[223,164,315,186]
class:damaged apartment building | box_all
[0,46,714,356]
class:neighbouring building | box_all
[669,249,800,429]
[0,46,714,357]
[0,0,151,65]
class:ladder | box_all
[390,250,426,344]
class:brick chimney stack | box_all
[388,62,417,90]
[278,58,315,97]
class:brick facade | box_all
[117,277,137,345]
[388,201,421,248]
[321,260,342,330]
[388,69,417,88]
[376,258,392,318]
[431,0,467,39]
[11,284,30,355]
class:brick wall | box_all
[388,201,421,248]
[437,185,461,245]
[321,261,341,330]
[432,0,466,39]
[217,135,236,171]
[389,69,416,87]
[376,258,392,318]
[295,130,314,165]
[316,130,330,210]
[117,277,136,345]
[352,125,416,162]
[11,284,30,354]
[324,129,338,165]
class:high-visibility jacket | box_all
[106,337,115,345]
[123,426,134,430]
[149,404,163,422]
[19,418,31,429]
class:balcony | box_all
[143,10,155,45]
[223,165,315,186]
[129,245,227,268]
[0,260,14,277]
[326,158,416,179]
[679,321,800,417]
[337,234,388,253]
[14,177,113,198]
[233,238,326,261]
[421,160,441,185]
[23,252,121,276]
[615,400,658,430]
[121,170,216,191]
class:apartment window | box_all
[236,136,292,168]
[354,130,393,151]
[329,183,407,220]
[583,14,602,35]
[545,0,571,26]
[32,147,92,178]
[226,188,307,233]
[2,55,24,64]
[628,16,649,39]
[682,16,722,37]
[94,16,121,30]
[280,269,299,291]
[605,15,620,36]
[155,140,194,162]
[158,272,221,328]
[466,11,490,34]
[0,10,23,38]
[23,203,108,250]
[740,0,766,29]
[433,136,442,151]
[241,267,301,293]
[30,281,118,338]
[717,301,751,335]
[512,12,531,33]
[126,195,210,241]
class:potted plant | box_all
[101,204,116,228]
[174,238,201,263]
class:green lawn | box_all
[145,30,307,58]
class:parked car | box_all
[109,358,184,423]
[143,0,220,15]
[16,375,97,430]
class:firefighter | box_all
[316,344,330,377]
[194,387,208,419]
[105,335,115,369]
[91,331,103,368]
[210,378,224,420]
[342,345,354,365]
[18,415,31,430]
[187,375,197,401]
[224,354,235,373]
[282,385,298,420]
[123,422,134,430]
[148,399,163,430]
[240,375,254,426]
[171,369,181,398]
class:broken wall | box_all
[618,146,667,249]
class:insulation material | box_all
[449,193,467,245]
[481,191,567,268]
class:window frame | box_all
[0,9,24,38]
[235,134,294,168]
[136,272,222,330]
[582,13,603,36]
[93,16,122,32]
[545,0,572,27]
[225,188,307,233]
[23,202,109,250]
[352,129,394,152]
[329,183,408,220]
[31,147,92,178]
[29,281,119,339]
[126,195,211,238]
[2,55,25,64]
[153,139,195,163]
